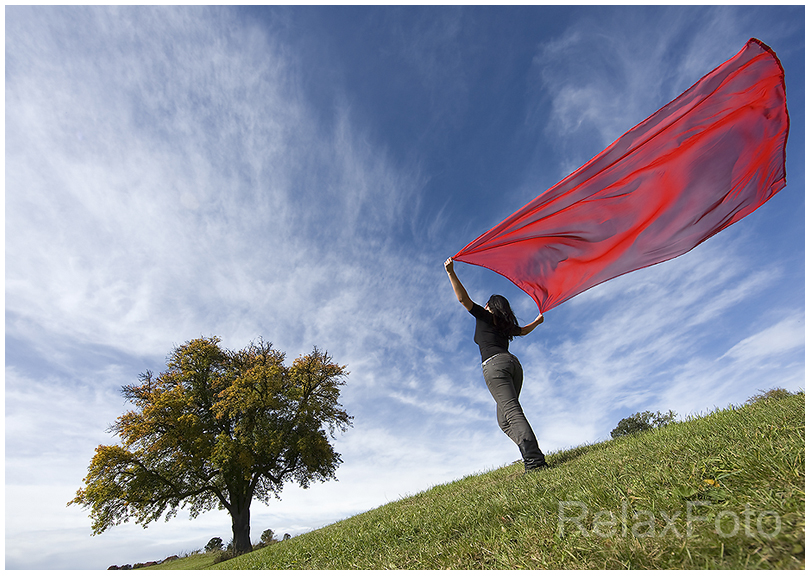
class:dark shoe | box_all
[518,439,548,473]
[524,461,549,474]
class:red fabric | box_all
[454,38,789,313]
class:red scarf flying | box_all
[454,38,789,313]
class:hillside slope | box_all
[214,392,804,570]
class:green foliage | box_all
[260,529,276,545]
[137,552,219,570]
[68,337,352,555]
[746,387,793,405]
[205,537,223,552]
[610,409,676,438]
[212,392,803,570]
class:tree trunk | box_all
[230,503,253,555]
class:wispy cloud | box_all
[6,5,427,362]
[721,316,804,363]
[529,6,771,177]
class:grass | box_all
[139,552,223,570]
[159,392,805,570]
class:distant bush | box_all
[261,528,277,545]
[746,387,793,405]
[205,537,224,552]
[611,410,676,438]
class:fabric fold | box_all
[454,38,789,313]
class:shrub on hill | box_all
[610,409,676,438]
[746,387,793,405]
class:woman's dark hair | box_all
[486,294,521,340]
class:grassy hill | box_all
[151,391,805,570]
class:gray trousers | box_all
[482,353,538,446]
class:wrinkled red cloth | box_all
[454,38,789,313]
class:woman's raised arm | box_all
[519,313,544,336]
[444,258,474,311]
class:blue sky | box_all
[5,5,804,570]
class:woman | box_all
[444,257,548,473]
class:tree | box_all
[68,337,352,555]
[205,537,224,552]
[260,528,276,545]
[610,410,676,438]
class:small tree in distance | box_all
[69,337,352,555]
[611,410,676,438]
[205,537,224,552]
[260,529,277,546]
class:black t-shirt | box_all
[469,303,511,362]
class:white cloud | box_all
[6,368,129,483]
[387,390,489,422]
[721,316,805,362]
